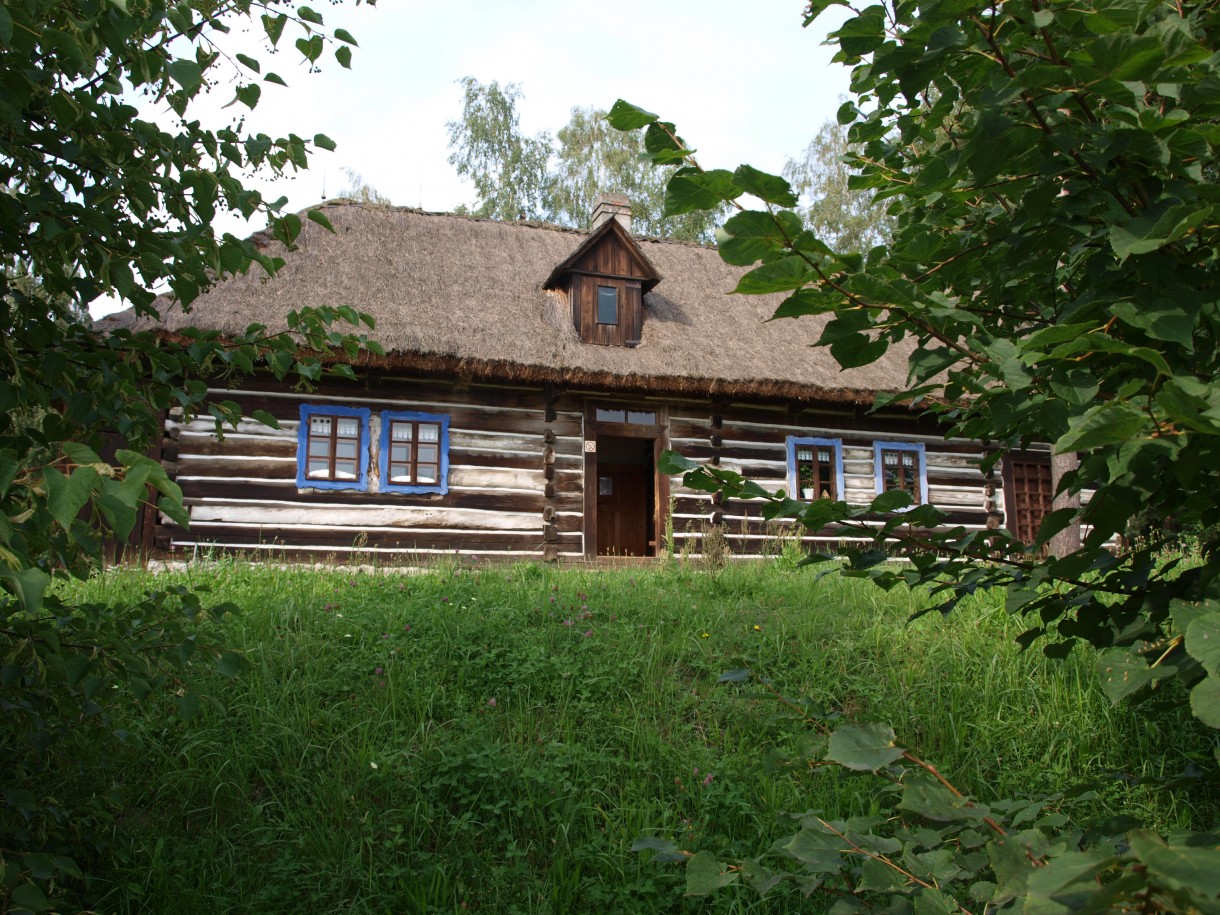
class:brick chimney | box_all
[590,194,632,234]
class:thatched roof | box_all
[107,202,911,404]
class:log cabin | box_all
[105,196,1053,563]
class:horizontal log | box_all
[161,524,583,554]
[178,482,574,514]
[188,502,541,531]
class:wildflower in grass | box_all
[374,667,383,676]
[583,630,593,638]
[487,698,497,707]
[370,762,378,770]
[753,625,761,631]
[701,632,710,638]
[563,619,574,627]
[702,773,714,787]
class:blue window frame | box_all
[380,410,450,495]
[873,441,926,507]
[786,436,844,501]
[297,405,370,491]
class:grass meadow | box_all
[52,559,1217,913]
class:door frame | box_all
[582,402,669,560]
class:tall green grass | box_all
[53,560,1216,913]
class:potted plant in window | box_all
[799,463,816,500]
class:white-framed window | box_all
[873,441,926,506]
[787,436,844,501]
[297,405,371,491]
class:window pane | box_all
[391,422,413,441]
[390,467,412,483]
[797,448,812,462]
[417,465,438,484]
[391,443,411,463]
[307,460,329,478]
[597,286,618,324]
[418,423,439,443]
[595,408,626,423]
[309,439,330,457]
[336,440,357,460]
[310,416,331,435]
[337,418,359,438]
[418,444,438,463]
[627,411,656,425]
[334,461,357,479]
[598,475,613,495]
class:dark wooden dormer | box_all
[543,197,661,347]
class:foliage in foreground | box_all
[1,0,381,909]
[607,0,1220,906]
[48,562,1216,912]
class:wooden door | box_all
[596,462,649,556]
[1007,458,1053,543]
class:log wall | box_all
[158,375,999,564]
[160,376,586,561]
[666,400,994,557]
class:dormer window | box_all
[597,286,619,325]
[543,196,661,348]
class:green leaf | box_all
[1188,676,1220,729]
[334,27,357,45]
[175,691,202,720]
[900,775,990,823]
[606,100,659,130]
[685,850,738,896]
[734,256,816,295]
[10,882,51,913]
[45,465,99,530]
[298,5,324,24]
[717,669,751,683]
[4,567,51,613]
[781,823,845,872]
[0,5,13,44]
[1097,649,1176,704]
[216,650,247,678]
[335,45,352,69]
[262,12,287,45]
[630,836,686,863]
[1056,403,1149,453]
[235,53,260,73]
[60,441,103,466]
[664,170,738,215]
[1185,613,1220,678]
[167,59,203,93]
[313,133,336,152]
[659,450,699,474]
[0,451,18,497]
[264,72,288,87]
[869,490,914,513]
[825,722,904,771]
[732,165,798,207]
[1129,830,1220,898]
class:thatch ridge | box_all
[106,203,911,405]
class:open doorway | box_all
[583,403,668,559]
[595,436,655,557]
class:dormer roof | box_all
[542,216,661,293]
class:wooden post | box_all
[1049,451,1081,558]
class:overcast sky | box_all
[92,1,851,316]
